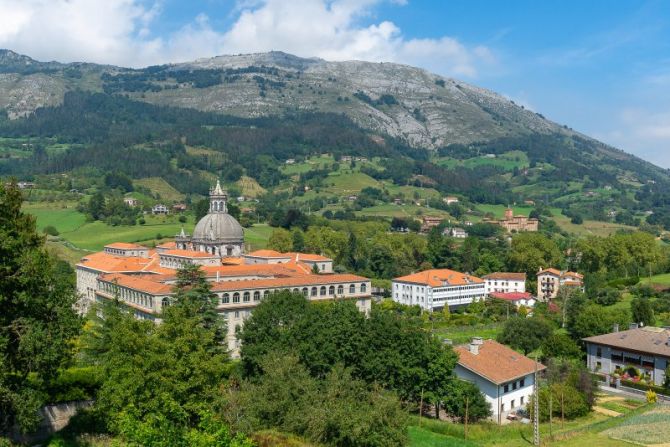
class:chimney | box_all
[629,322,639,330]
[469,337,483,355]
[216,271,220,283]
[612,324,619,333]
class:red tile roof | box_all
[455,340,545,384]
[105,242,147,249]
[537,268,562,276]
[245,249,289,258]
[98,273,173,295]
[394,269,483,287]
[211,273,368,292]
[161,249,219,258]
[489,292,534,301]
[78,251,172,275]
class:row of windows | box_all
[501,396,526,413]
[502,378,525,394]
[218,283,367,305]
[433,285,484,293]
[98,281,154,309]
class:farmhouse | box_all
[392,269,485,311]
[455,338,545,424]
[583,325,670,387]
[151,204,169,215]
[489,292,536,308]
[123,197,139,207]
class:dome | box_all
[192,212,244,243]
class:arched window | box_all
[337,285,344,295]
[263,290,270,299]
[222,293,230,304]
[253,291,260,301]
[328,285,335,295]
[293,288,299,294]
[320,286,326,296]
[361,283,367,293]
[162,297,170,308]
[302,287,309,297]
[233,292,240,303]
[243,292,250,302]
[311,287,317,297]
[349,284,356,294]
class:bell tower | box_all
[209,180,228,213]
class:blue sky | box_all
[1,0,670,167]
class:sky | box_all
[1,0,670,168]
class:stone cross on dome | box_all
[209,180,228,213]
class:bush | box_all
[178,215,187,223]
[48,366,103,402]
[529,383,589,422]
[43,225,59,236]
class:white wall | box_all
[392,281,486,310]
[485,279,526,294]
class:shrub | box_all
[646,389,658,403]
[43,225,59,236]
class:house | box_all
[172,203,187,212]
[17,181,35,189]
[443,196,459,205]
[536,268,584,300]
[236,196,245,202]
[483,208,539,232]
[392,269,485,311]
[151,204,169,215]
[489,292,536,308]
[124,197,139,207]
[421,216,444,233]
[583,325,670,387]
[454,338,545,424]
[444,227,468,238]
[393,198,403,205]
[242,249,333,273]
[285,159,296,164]
[483,272,526,295]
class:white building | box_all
[152,204,169,215]
[392,269,486,311]
[483,272,526,295]
[536,268,584,301]
[489,292,536,308]
[444,227,468,239]
[454,338,545,424]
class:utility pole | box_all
[549,392,553,440]
[419,388,424,426]
[533,356,540,446]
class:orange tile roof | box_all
[245,249,288,258]
[482,272,526,281]
[537,268,562,276]
[211,273,368,292]
[98,273,173,295]
[394,269,483,287]
[161,249,219,258]
[105,242,147,249]
[455,340,545,385]
[286,252,331,262]
[564,271,584,279]
[156,241,177,249]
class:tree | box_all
[508,233,563,277]
[291,227,305,252]
[568,304,629,340]
[631,297,655,327]
[497,316,554,355]
[441,379,491,423]
[541,333,582,360]
[88,265,248,445]
[87,191,106,220]
[0,181,81,432]
[268,228,292,252]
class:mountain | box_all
[2,49,670,229]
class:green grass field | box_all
[23,203,87,233]
[134,177,185,202]
[432,323,504,345]
[640,272,670,287]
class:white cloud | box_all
[0,0,495,78]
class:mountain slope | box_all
[0,49,597,149]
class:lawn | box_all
[357,204,451,219]
[475,204,533,218]
[23,202,87,233]
[244,223,274,250]
[640,272,670,287]
[432,323,504,345]
[134,177,185,202]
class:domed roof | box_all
[192,212,244,243]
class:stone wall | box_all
[6,400,93,444]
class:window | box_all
[234,311,240,318]
[320,286,326,296]
[520,378,525,387]
[520,396,524,405]
[511,399,515,409]
[337,285,344,295]
[329,286,335,295]
[264,290,270,299]
[293,288,299,293]
[501,403,505,412]
[311,287,317,297]
[321,264,325,271]
[243,292,250,302]
[253,291,260,301]
[361,283,367,293]
[162,297,170,308]
[504,384,509,393]
[596,346,602,358]
[222,293,230,304]
[512,381,517,391]
[349,284,356,294]
[233,292,240,303]
[302,287,309,297]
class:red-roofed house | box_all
[482,272,526,295]
[537,268,584,300]
[392,269,485,310]
[455,339,545,424]
[489,292,536,308]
